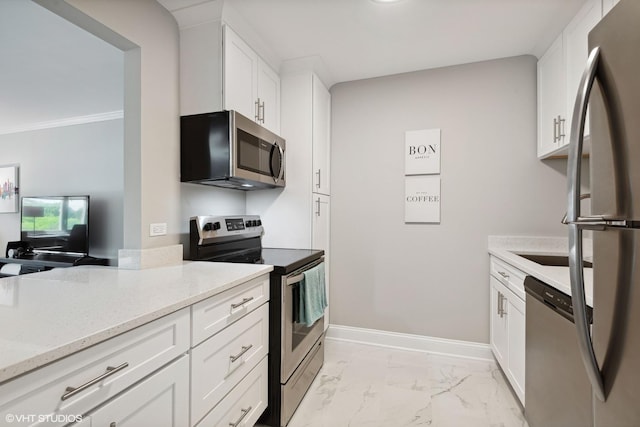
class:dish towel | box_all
[298,263,327,327]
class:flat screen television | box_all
[20,196,90,256]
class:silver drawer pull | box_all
[230,296,254,310]
[230,345,253,362]
[229,406,252,427]
[498,271,509,279]
[61,362,129,401]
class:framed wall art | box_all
[0,164,19,213]
[405,128,441,175]
[404,175,440,223]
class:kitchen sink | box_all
[514,253,593,268]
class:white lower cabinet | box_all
[190,303,269,425]
[489,257,526,406]
[86,355,189,426]
[0,273,271,427]
[195,356,268,427]
[0,308,190,427]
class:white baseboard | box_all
[325,324,493,361]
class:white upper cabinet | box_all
[564,0,602,142]
[257,60,281,135]
[312,75,331,195]
[537,0,603,159]
[537,34,566,158]
[223,25,257,121]
[223,25,280,134]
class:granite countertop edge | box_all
[488,235,593,307]
[0,261,274,384]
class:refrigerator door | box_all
[588,0,640,425]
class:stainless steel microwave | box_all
[180,110,285,190]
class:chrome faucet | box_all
[561,193,591,224]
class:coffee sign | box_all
[404,175,440,223]
[405,129,441,175]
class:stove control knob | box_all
[203,222,221,232]
[256,219,262,226]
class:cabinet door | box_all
[537,34,566,158]
[257,59,280,134]
[88,355,189,427]
[312,75,331,195]
[223,25,258,121]
[490,277,508,369]
[564,0,602,141]
[506,293,526,405]
[312,194,330,330]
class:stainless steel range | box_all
[189,215,325,427]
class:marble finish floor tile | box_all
[284,340,528,427]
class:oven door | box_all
[281,259,325,383]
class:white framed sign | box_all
[404,175,440,223]
[405,128,441,175]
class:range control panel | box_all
[191,215,263,245]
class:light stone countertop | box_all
[488,235,593,307]
[0,261,273,384]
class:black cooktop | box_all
[260,248,323,275]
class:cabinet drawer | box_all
[490,256,526,300]
[191,302,269,425]
[88,354,189,427]
[195,356,268,427]
[0,308,189,426]
[191,274,269,346]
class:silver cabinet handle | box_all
[229,406,252,427]
[567,45,606,402]
[61,362,129,401]
[497,271,509,280]
[230,344,253,362]
[316,169,321,189]
[498,293,506,318]
[259,100,265,123]
[230,296,254,310]
[254,99,260,122]
[553,115,566,143]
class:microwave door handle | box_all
[272,141,284,183]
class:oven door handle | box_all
[285,258,324,286]
[286,273,305,286]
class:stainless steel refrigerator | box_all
[567,0,640,425]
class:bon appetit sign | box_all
[405,128,440,175]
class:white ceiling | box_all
[0,0,123,135]
[1,0,586,134]
[162,0,587,86]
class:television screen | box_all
[20,196,90,256]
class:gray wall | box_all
[0,119,124,262]
[35,0,244,257]
[330,55,576,344]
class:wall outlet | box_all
[149,222,167,237]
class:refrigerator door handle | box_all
[567,46,607,402]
